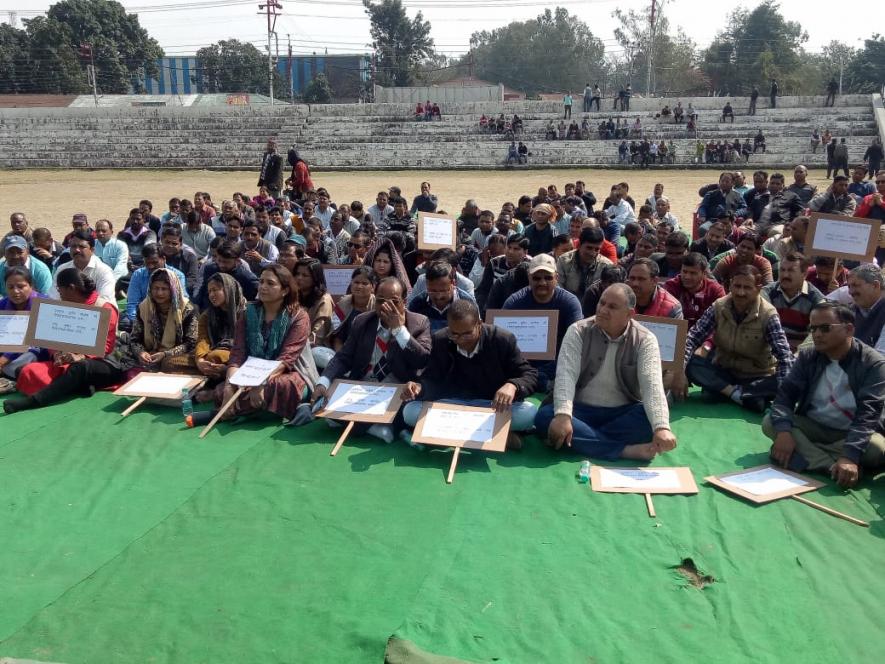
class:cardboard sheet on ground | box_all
[114,372,206,401]
[485,309,558,360]
[229,357,282,387]
[323,265,354,302]
[24,299,112,357]
[706,464,823,504]
[417,212,457,250]
[633,315,689,372]
[591,466,699,494]
[316,379,404,423]
[806,213,879,262]
[0,310,30,352]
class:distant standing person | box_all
[583,83,592,113]
[832,138,849,179]
[769,79,778,109]
[563,91,573,119]
[749,85,759,115]
[864,138,883,178]
[286,147,314,201]
[591,84,601,111]
[824,77,838,107]
[258,139,284,200]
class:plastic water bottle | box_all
[578,460,591,484]
[181,387,193,419]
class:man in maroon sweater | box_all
[664,253,726,327]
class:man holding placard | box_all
[401,300,537,449]
[313,277,431,442]
[764,302,885,487]
[536,283,677,461]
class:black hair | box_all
[4,265,33,286]
[56,267,96,295]
[216,240,242,259]
[160,224,181,239]
[630,256,660,278]
[553,234,572,249]
[811,301,855,325]
[681,252,709,271]
[425,260,454,282]
[506,233,529,250]
[350,265,378,287]
[578,227,604,245]
[738,231,763,249]
[447,298,480,324]
[69,229,95,248]
[666,231,690,249]
[294,257,327,307]
[142,244,162,260]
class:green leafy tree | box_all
[0,24,34,94]
[21,16,90,94]
[196,39,286,97]
[363,0,435,86]
[469,7,607,97]
[700,1,807,94]
[843,34,885,93]
[43,0,164,94]
[303,73,333,103]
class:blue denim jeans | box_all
[535,401,653,460]
[403,398,538,432]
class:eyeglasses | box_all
[376,297,401,305]
[808,323,846,334]
[447,328,477,340]
[347,242,364,249]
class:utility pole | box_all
[838,51,844,96]
[647,0,656,97]
[287,34,294,103]
[79,43,98,106]
[259,1,283,105]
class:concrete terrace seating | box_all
[0,94,880,170]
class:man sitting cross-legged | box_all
[764,302,885,487]
[535,283,678,460]
[400,300,538,450]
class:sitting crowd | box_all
[2,169,883,487]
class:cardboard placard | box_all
[412,402,511,484]
[114,372,206,400]
[417,212,457,250]
[633,315,689,372]
[315,379,404,424]
[806,213,879,262]
[24,299,112,357]
[705,464,823,504]
[485,309,559,360]
[0,310,30,352]
[229,357,282,387]
[323,264,354,302]
[590,466,699,494]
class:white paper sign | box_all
[493,315,549,354]
[0,313,29,347]
[598,467,682,490]
[326,382,398,416]
[33,302,101,347]
[230,357,283,387]
[639,320,679,363]
[811,218,872,256]
[421,217,455,247]
[423,407,496,442]
[720,467,809,496]
[128,374,195,396]
[324,267,353,296]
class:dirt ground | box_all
[0,168,833,239]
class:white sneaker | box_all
[367,423,394,444]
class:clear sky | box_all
[0,0,877,59]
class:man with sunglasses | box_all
[764,302,885,487]
[400,299,538,450]
[503,254,582,392]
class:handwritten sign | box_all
[114,372,205,400]
[633,315,689,372]
[24,299,112,357]
[229,357,282,387]
[417,212,457,250]
[317,379,404,423]
[591,466,698,495]
[412,402,510,452]
[705,464,823,504]
[807,213,879,262]
[485,309,558,360]
[0,311,30,352]
[323,265,354,302]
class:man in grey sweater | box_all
[535,283,677,460]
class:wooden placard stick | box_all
[329,421,355,457]
[645,493,657,518]
[199,387,244,439]
[791,495,869,528]
[446,446,462,484]
[121,396,147,418]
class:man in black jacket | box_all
[258,139,284,199]
[194,240,259,309]
[401,299,538,448]
[764,302,885,487]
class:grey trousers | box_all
[762,413,885,471]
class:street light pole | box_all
[259,2,283,105]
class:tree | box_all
[469,7,607,97]
[843,34,885,94]
[303,73,333,103]
[196,40,286,97]
[363,0,435,86]
[700,1,807,95]
[0,24,34,94]
[21,16,90,94]
[43,0,164,94]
